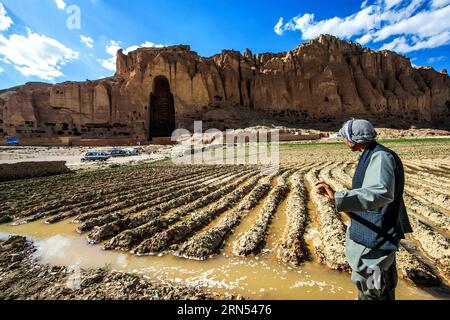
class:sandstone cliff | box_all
[1,34,449,141]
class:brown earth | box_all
[0,34,449,143]
[0,236,239,300]
[0,139,449,299]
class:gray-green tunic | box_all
[335,150,399,299]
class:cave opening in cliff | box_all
[149,76,175,139]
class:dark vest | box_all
[350,141,413,251]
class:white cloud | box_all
[431,0,450,8]
[380,31,450,52]
[373,5,450,42]
[80,35,94,48]
[97,40,121,71]
[122,41,165,54]
[55,0,66,10]
[275,0,450,53]
[0,3,13,31]
[277,5,382,40]
[0,30,79,80]
[427,55,446,62]
[357,33,374,44]
[274,17,284,35]
[0,66,4,73]
[384,0,404,9]
[98,40,165,71]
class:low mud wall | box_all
[279,133,322,141]
[0,161,70,182]
[151,137,176,145]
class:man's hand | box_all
[315,181,335,201]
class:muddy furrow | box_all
[1,168,145,209]
[417,175,450,191]
[405,162,450,178]
[318,161,348,192]
[277,168,313,267]
[306,165,349,271]
[175,174,277,260]
[409,217,450,280]
[93,171,259,248]
[302,162,331,261]
[403,194,450,233]
[396,247,441,286]
[22,166,225,224]
[404,169,450,190]
[420,159,450,171]
[77,169,250,233]
[318,162,353,224]
[406,175,450,198]
[330,162,353,188]
[131,174,263,256]
[4,166,168,216]
[13,166,195,219]
[404,185,450,214]
[68,167,238,225]
[233,171,290,256]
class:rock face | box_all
[1,34,449,142]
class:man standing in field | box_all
[315,119,413,300]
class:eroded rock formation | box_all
[1,34,449,142]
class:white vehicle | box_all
[123,148,140,156]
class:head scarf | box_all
[338,119,377,144]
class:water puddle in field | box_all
[263,184,290,255]
[303,180,322,259]
[187,173,261,234]
[2,215,444,300]
[222,192,269,256]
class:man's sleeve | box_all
[334,151,396,212]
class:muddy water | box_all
[303,181,322,259]
[264,183,290,255]
[223,189,269,255]
[0,218,440,300]
[222,176,281,255]
[192,174,262,236]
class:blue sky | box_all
[0,0,449,89]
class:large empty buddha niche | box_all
[149,76,175,138]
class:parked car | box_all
[107,148,128,157]
[81,151,110,162]
[123,148,140,156]
[6,138,19,146]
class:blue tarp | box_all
[6,138,19,145]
